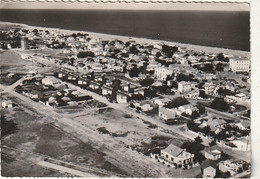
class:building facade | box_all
[21,37,29,50]
[229,57,250,72]
[160,144,194,168]
[154,67,173,81]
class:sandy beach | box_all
[0,21,250,58]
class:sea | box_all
[0,9,250,51]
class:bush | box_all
[210,97,230,112]
[97,127,110,135]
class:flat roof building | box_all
[229,57,250,72]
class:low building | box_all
[203,145,222,160]
[186,89,199,99]
[78,77,88,86]
[229,57,250,72]
[42,77,60,86]
[201,159,217,178]
[158,107,176,120]
[178,104,197,115]
[102,85,113,96]
[154,97,172,107]
[116,91,129,103]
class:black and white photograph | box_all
[0,0,257,178]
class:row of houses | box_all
[57,68,146,103]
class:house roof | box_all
[236,120,250,128]
[162,144,183,157]
[159,107,176,117]
[152,81,163,87]
[204,145,222,156]
[179,104,193,110]
[201,159,217,169]
[207,118,227,131]
[178,81,190,85]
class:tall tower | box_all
[21,37,29,50]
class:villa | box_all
[159,144,195,169]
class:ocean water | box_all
[0,9,250,51]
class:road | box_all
[205,107,247,122]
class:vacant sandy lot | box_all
[1,93,128,177]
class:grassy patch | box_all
[164,117,189,126]
[85,100,107,108]
[97,127,111,135]
[98,107,113,114]
[142,120,158,129]
[1,115,19,137]
[123,114,133,119]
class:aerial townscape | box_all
[1,22,251,178]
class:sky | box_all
[0,1,250,11]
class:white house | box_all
[203,145,222,160]
[42,77,60,86]
[160,144,194,169]
[229,57,250,72]
[116,91,129,103]
[178,104,197,115]
[102,85,113,96]
[154,97,172,107]
[158,107,176,120]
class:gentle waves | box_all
[0,9,250,51]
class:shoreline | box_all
[0,21,250,58]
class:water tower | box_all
[21,37,29,50]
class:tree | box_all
[139,77,154,87]
[209,140,216,147]
[176,73,191,82]
[197,104,206,114]
[211,97,230,112]
[131,94,145,101]
[216,53,225,61]
[217,87,234,96]
[164,97,189,109]
[161,44,178,58]
[216,63,224,71]
[144,88,158,98]
[77,51,95,58]
[129,45,139,54]
[181,139,205,164]
[1,115,18,137]
[129,65,139,77]
[129,103,135,108]
[194,136,203,143]
[191,110,200,120]
[201,63,214,72]
[111,79,121,101]
[201,126,211,135]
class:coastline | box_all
[0,21,250,58]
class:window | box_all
[166,154,168,158]
[171,157,174,162]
